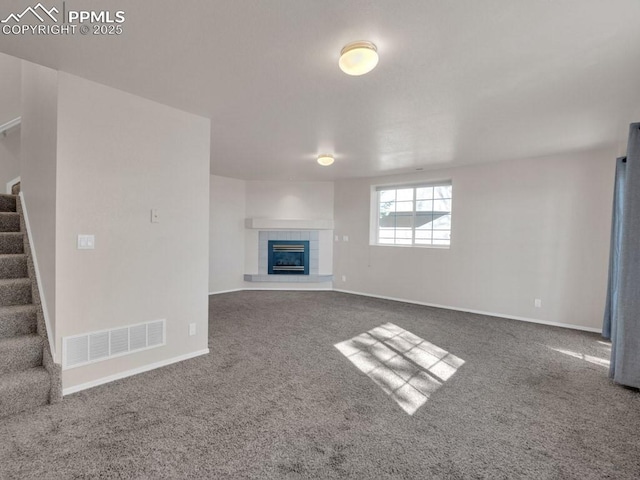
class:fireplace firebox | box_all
[268,240,310,275]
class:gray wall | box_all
[1,53,22,191]
[20,62,58,341]
[333,148,615,330]
[209,175,246,293]
[1,129,21,192]
[55,72,211,389]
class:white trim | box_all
[333,289,602,333]
[371,182,453,248]
[209,287,333,295]
[245,218,334,230]
[0,116,21,136]
[372,177,453,190]
[242,287,333,291]
[18,192,57,359]
[6,176,20,194]
[374,179,452,191]
[209,288,244,295]
[62,348,210,396]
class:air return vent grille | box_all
[63,319,166,370]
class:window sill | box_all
[370,243,450,250]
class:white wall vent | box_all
[63,319,166,370]
[89,332,109,361]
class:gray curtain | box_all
[603,122,640,388]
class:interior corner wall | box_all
[1,126,21,192]
[243,180,334,290]
[333,148,615,330]
[20,61,58,342]
[55,72,211,390]
[0,53,22,189]
[209,175,246,293]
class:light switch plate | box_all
[151,209,160,223]
[189,323,196,336]
[77,235,95,250]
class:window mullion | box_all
[412,188,417,246]
[376,191,380,244]
[394,189,398,245]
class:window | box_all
[374,182,452,247]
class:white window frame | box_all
[370,181,453,248]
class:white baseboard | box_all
[209,287,601,332]
[62,348,210,396]
[209,288,244,295]
[241,287,333,291]
[333,289,602,333]
[65,288,598,395]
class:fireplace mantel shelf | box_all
[245,218,334,230]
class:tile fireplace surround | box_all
[244,230,333,283]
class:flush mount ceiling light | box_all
[339,41,379,76]
[317,154,335,166]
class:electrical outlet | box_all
[77,234,95,250]
[342,275,347,282]
[343,235,349,242]
[335,235,339,242]
[189,323,196,336]
[534,298,542,308]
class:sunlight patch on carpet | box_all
[335,323,464,415]
[549,347,610,368]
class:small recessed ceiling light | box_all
[339,41,379,76]
[317,154,335,166]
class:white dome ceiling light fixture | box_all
[317,154,335,166]
[339,41,379,76]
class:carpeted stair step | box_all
[0,195,17,213]
[0,254,28,279]
[0,334,43,375]
[0,367,50,418]
[0,278,32,307]
[0,213,20,233]
[0,232,24,254]
[0,305,37,339]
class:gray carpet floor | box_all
[0,291,638,479]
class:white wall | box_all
[244,181,334,289]
[210,175,246,293]
[334,148,615,330]
[0,53,22,190]
[1,127,21,192]
[0,53,21,124]
[245,181,334,220]
[55,72,210,390]
[20,62,58,339]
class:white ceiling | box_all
[2,0,640,180]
